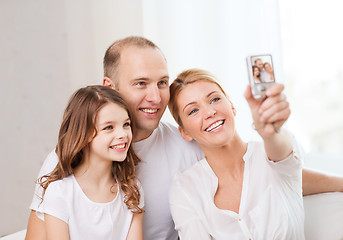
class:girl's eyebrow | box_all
[98,117,130,126]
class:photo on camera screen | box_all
[248,54,275,84]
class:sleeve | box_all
[36,180,69,224]
[30,149,59,211]
[266,135,304,178]
[169,176,212,240]
[137,180,144,209]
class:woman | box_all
[263,62,274,82]
[168,69,304,239]
[37,86,144,240]
[252,65,262,83]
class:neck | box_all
[74,150,114,186]
[133,129,154,142]
[202,134,247,174]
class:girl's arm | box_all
[126,212,143,240]
[25,210,46,240]
[44,214,69,240]
[244,84,292,161]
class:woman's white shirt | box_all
[37,175,144,240]
[169,141,305,240]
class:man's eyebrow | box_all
[130,77,148,82]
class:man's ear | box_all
[178,126,193,142]
[103,77,116,89]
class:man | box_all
[255,58,271,82]
[26,36,343,239]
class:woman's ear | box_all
[178,126,193,142]
[103,77,116,89]
[229,100,237,116]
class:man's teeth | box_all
[112,144,125,149]
[205,121,224,132]
[141,108,158,113]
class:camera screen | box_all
[249,55,275,84]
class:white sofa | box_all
[1,193,343,239]
[304,192,343,240]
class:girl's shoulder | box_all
[45,175,75,198]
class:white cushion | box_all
[304,192,343,240]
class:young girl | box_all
[37,85,144,240]
[168,69,305,239]
[252,65,262,83]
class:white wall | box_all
[0,0,143,236]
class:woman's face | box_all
[176,81,236,149]
[253,67,260,77]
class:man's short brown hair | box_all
[103,36,161,84]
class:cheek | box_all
[182,115,202,136]
[161,89,170,102]
[128,131,133,143]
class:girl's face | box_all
[176,81,236,149]
[89,102,132,163]
[253,67,260,77]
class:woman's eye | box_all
[188,109,198,116]
[104,126,113,130]
[211,97,220,104]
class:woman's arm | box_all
[244,84,293,161]
[44,214,69,240]
[25,210,46,240]
[126,212,143,240]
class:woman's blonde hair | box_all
[169,68,228,127]
[38,85,142,213]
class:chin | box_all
[138,121,160,132]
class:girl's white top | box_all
[37,175,144,240]
[169,141,305,240]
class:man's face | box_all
[114,46,170,141]
[255,59,264,72]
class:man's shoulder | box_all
[37,149,59,177]
[173,159,207,185]
[158,122,201,149]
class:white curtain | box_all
[141,0,284,141]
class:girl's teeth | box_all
[113,144,125,149]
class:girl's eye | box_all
[211,97,220,104]
[104,126,113,130]
[123,122,131,128]
[188,109,198,116]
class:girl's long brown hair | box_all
[38,85,142,213]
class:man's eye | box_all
[188,109,198,116]
[211,97,220,104]
[158,80,168,86]
[136,82,146,86]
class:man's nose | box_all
[146,85,161,103]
